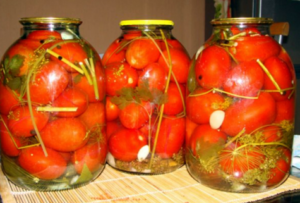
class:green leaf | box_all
[187,59,197,93]
[73,74,83,84]
[6,77,22,90]
[71,164,93,185]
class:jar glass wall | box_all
[0,17,107,191]
[186,17,296,193]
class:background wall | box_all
[0,0,205,58]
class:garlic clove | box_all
[210,110,225,129]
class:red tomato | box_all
[260,125,283,143]
[158,48,190,84]
[263,56,294,101]
[102,39,126,65]
[223,60,264,97]
[278,47,296,81]
[79,102,105,130]
[119,101,153,129]
[105,62,138,96]
[0,83,19,115]
[72,60,106,102]
[151,116,185,158]
[274,97,295,123]
[6,43,34,76]
[52,87,88,118]
[186,88,226,124]
[40,118,88,152]
[230,26,261,35]
[18,146,67,180]
[123,31,142,40]
[229,35,281,62]
[267,148,291,186]
[108,128,147,162]
[160,39,186,52]
[138,62,167,91]
[219,142,265,178]
[194,45,231,89]
[105,97,120,121]
[221,92,276,136]
[8,105,49,137]
[106,121,122,140]
[163,82,185,116]
[72,140,107,173]
[0,116,26,156]
[126,39,161,69]
[27,61,69,104]
[139,115,158,137]
[50,42,88,73]
[189,124,227,156]
[185,117,198,148]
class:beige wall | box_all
[0,0,205,58]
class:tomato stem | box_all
[79,62,93,85]
[36,106,78,112]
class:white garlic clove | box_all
[210,110,225,129]
[61,31,74,40]
[137,145,150,162]
[106,152,116,167]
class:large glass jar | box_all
[103,20,190,174]
[186,18,296,192]
[0,17,107,191]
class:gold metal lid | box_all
[20,17,82,25]
[120,19,174,26]
[211,17,273,25]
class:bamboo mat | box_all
[1,165,300,203]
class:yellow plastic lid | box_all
[120,19,174,26]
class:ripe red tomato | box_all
[151,116,185,158]
[0,116,26,156]
[278,47,296,81]
[18,146,67,180]
[50,42,88,73]
[138,62,167,91]
[105,97,120,121]
[185,117,198,148]
[123,31,142,40]
[102,39,126,65]
[221,92,276,136]
[139,115,157,137]
[160,39,186,52]
[274,97,295,123]
[52,87,88,118]
[79,102,105,130]
[40,118,88,152]
[230,26,261,35]
[0,83,19,115]
[126,39,161,69]
[106,121,122,140]
[8,105,49,137]
[105,62,138,96]
[72,60,106,102]
[194,45,231,89]
[229,35,281,62]
[20,30,62,50]
[27,61,69,104]
[6,43,34,76]
[119,101,153,129]
[186,88,225,124]
[72,140,107,173]
[108,128,147,162]
[189,124,227,156]
[263,56,294,101]
[219,142,265,178]
[267,148,291,186]
[260,125,283,143]
[163,82,185,116]
[158,48,190,84]
[223,60,264,97]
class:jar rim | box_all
[120,19,174,26]
[211,17,273,25]
[19,17,82,25]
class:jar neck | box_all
[212,23,271,37]
[121,24,173,38]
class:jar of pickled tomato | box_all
[0,17,107,190]
[103,20,190,174]
[186,18,296,192]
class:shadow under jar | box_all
[185,17,296,193]
[0,17,107,191]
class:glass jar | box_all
[103,20,190,174]
[186,18,296,192]
[0,17,107,191]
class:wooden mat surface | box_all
[1,164,300,203]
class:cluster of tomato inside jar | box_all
[0,30,107,181]
[186,26,295,188]
[102,31,190,168]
